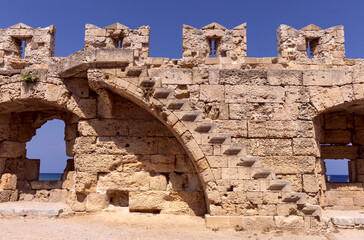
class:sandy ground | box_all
[0,211,363,240]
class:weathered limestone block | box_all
[303,174,320,193]
[66,191,87,212]
[277,174,302,192]
[150,174,167,191]
[215,120,247,138]
[219,70,267,85]
[0,190,18,203]
[292,138,320,156]
[49,189,67,202]
[64,78,89,98]
[238,138,292,156]
[0,173,17,190]
[78,119,129,137]
[324,112,347,129]
[72,99,97,119]
[0,158,5,173]
[243,216,275,231]
[303,70,352,86]
[323,129,352,144]
[257,204,277,216]
[144,162,175,173]
[129,120,172,137]
[321,146,358,159]
[73,137,96,154]
[97,172,150,192]
[274,216,304,229]
[263,192,280,204]
[260,156,315,174]
[86,192,109,212]
[166,192,206,216]
[30,181,62,190]
[276,203,298,216]
[353,130,364,145]
[74,172,97,193]
[129,191,167,212]
[168,172,200,192]
[62,171,75,190]
[151,69,193,85]
[200,85,224,102]
[225,85,285,103]
[267,70,302,86]
[248,120,313,138]
[0,141,25,158]
[74,154,123,173]
[175,155,195,173]
[150,154,175,164]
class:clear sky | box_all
[2,0,363,174]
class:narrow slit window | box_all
[209,39,217,58]
[306,38,319,59]
[20,40,26,59]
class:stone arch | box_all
[86,69,216,213]
[311,90,364,209]
[0,96,79,202]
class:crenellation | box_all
[277,24,345,66]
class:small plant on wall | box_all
[21,72,39,84]
[142,87,154,100]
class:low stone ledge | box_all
[205,215,307,231]
[30,181,62,190]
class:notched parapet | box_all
[277,24,345,65]
[84,23,150,61]
[0,23,55,70]
[182,22,247,64]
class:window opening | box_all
[324,159,349,183]
[20,40,26,59]
[26,119,68,181]
[118,39,123,48]
[209,39,217,58]
[306,38,319,59]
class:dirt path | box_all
[0,211,362,240]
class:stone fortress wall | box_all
[0,21,363,230]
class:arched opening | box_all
[26,119,68,181]
[314,101,364,209]
[0,99,77,203]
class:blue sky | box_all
[2,0,362,174]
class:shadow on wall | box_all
[72,92,206,216]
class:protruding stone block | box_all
[0,173,17,190]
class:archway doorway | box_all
[315,103,364,209]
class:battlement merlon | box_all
[0,23,55,70]
[277,24,345,65]
[84,23,150,62]
[182,22,247,65]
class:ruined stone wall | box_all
[1,21,364,230]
